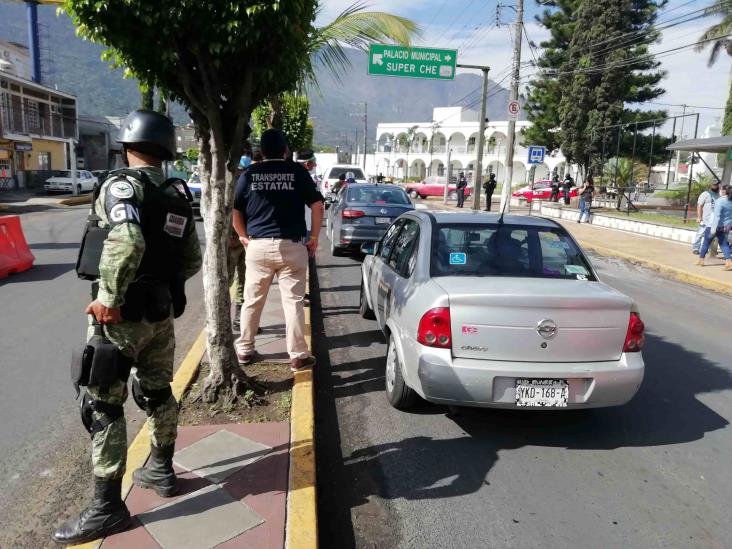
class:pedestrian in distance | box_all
[296,149,319,239]
[332,172,348,196]
[53,110,202,545]
[232,129,325,372]
[697,184,732,270]
[692,179,721,255]
[562,173,574,205]
[456,171,467,208]
[550,172,560,202]
[483,172,497,211]
[229,152,254,332]
[578,176,595,223]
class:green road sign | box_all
[368,44,457,80]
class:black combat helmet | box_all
[117,109,176,160]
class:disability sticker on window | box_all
[163,213,187,238]
[449,252,467,265]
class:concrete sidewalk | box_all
[85,281,299,549]
[422,198,732,296]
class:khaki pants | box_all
[236,238,310,359]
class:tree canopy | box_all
[525,0,667,169]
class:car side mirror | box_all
[360,242,376,255]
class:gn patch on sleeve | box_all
[104,178,141,226]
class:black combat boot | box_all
[232,302,242,332]
[132,444,178,497]
[52,477,130,545]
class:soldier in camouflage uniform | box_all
[53,110,202,545]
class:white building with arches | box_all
[374,107,570,185]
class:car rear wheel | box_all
[359,280,376,320]
[330,228,345,257]
[385,336,417,410]
[408,190,419,199]
[448,190,457,201]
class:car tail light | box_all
[324,181,330,188]
[342,209,365,218]
[623,312,645,353]
[417,308,452,348]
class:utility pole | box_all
[363,103,368,171]
[674,104,687,185]
[499,0,524,213]
[457,64,491,210]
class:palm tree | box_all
[696,0,732,135]
[266,2,420,127]
[404,125,418,180]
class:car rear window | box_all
[329,167,365,180]
[346,187,410,205]
[431,223,596,280]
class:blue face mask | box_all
[239,155,251,169]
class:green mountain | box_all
[0,1,512,146]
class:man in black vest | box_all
[233,129,324,372]
[456,171,468,208]
[53,110,202,544]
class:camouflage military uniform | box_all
[227,229,246,305]
[88,166,202,480]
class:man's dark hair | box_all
[260,129,288,159]
[338,173,346,180]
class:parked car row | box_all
[356,210,645,412]
[43,170,98,194]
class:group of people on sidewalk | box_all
[693,178,732,271]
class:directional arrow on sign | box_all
[372,53,383,66]
[445,54,452,61]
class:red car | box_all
[405,176,473,201]
[512,179,579,203]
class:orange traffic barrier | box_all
[0,215,35,279]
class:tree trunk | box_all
[268,94,283,129]
[141,85,154,110]
[199,129,251,405]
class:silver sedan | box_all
[359,211,645,410]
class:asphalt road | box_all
[313,232,732,549]
[0,204,205,547]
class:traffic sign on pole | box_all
[507,100,520,121]
[527,145,546,165]
[368,44,457,80]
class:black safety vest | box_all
[76,169,193,283]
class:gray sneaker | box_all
[290,356,316,372]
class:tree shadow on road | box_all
[0,262,75,284]
[336,333,730,509]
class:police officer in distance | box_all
[53,110,202,545]
[456,171,468,208]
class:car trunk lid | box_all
[434,277,631,362]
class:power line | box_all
[646,101,725,111]
[542,34,732,78]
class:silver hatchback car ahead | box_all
[360,211,645,410]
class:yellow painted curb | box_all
[68,327,207,549]
[579,241,732,297]
[58,194,92,206]
[286,272,318,549]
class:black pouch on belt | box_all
[145,280,172,322]
[70,342,95,398]
[170,274,187,318]
[120,281,146,322]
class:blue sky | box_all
[317,0,727,134]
